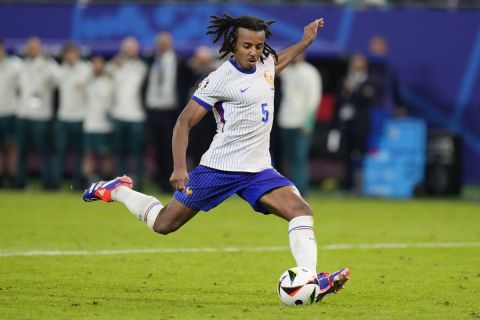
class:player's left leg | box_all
[258,186,317,273]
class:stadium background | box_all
[1,0,479,191]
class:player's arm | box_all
[170,99,209,191]
[275,18,324,74]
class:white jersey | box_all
[193,55,276,172]
[0,56,22,117]
[57,61,91,122]
[83,74,114,134]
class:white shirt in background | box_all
[83,74,114,134]
[278,61,322,129]
[146,50,177,110]
[108,58,147,122]
[0,55,22,117]
[17,56,60,121]
[193,55,276,173]
[57,61,91,122]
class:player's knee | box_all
[153,220,179,235]
[288,201,313,218]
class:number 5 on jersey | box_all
[261,103,269,123]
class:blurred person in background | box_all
[184,46,216,168]
[336,53,375,191]
[16,37,59,189]
[82,55,114,183]
[278,54,322,196]
[109,36,147,189]
[145,32,183,192]
[0,40,22,188]
[367,35,406,151]
[53,42,91,189]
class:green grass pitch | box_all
[0,190,479,319]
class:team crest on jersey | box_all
[198,78,209,90]
[184,187,193,196]
[264,71,274,85]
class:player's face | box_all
[233,28,265,70]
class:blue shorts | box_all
[174,165,293,214]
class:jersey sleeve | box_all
[191,68,225,111]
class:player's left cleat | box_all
[315,267,351,302]
[82,175,133,203]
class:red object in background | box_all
[316,92,336,123]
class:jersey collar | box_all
[229,58,256,74]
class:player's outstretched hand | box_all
[303,18,325,45]
[170,169,189,192]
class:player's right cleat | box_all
[315,267,351,302]
[82,176,133,203]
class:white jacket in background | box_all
[0,55,22,117]
[57,61,91,122]
[278,61,322,130]
[17,56,60,121]
[108,58,147,122]
[83,74,114,134]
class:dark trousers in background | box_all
[113,119,145,186]
[0,115,17,186]
[339,110,370,191]
[281,128,312,195]
[15,118,53,188]
[147,110,177,192]
[53,121,83,189]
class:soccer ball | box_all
[277,267,320,306]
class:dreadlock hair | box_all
[207,13,278,62]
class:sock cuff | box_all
[289,215,314,233]
[143,197,163,230]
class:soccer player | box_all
[84,14,350,301]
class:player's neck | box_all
[229,57,256,74]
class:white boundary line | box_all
[0,242,479,258]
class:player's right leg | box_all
[83,176,199,234]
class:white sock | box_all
[111,186,163,230]
[288,215,317,273]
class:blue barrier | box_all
[363,118,426,198]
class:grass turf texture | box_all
[0,191,479,319]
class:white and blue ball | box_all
[277,267,320,306]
